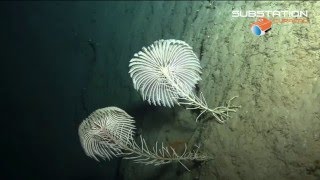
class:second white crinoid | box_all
[129,39,240,123]
[79,106,209,171]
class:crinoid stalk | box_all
[78,107,210,171]
[129,39,240,123]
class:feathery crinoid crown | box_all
[78,106,135,161]
[129,39,202,107]
[129,39,240,123]
[78,106,211,171]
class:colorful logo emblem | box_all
[250,17,272,36]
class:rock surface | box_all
[99,1,320,180]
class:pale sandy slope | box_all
[84,1,320,179]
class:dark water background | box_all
[1,2,137,179]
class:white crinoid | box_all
[129,39,201,107]
[78,106,210,171]
[78,107,135,161]
[129,39,240,123]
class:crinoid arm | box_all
[177,90,241,123]
[168,76,241,123]
[122,135,211,171]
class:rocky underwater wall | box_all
[82,1,320,179]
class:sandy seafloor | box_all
[82,1,320,179]
[8,1,318,179]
